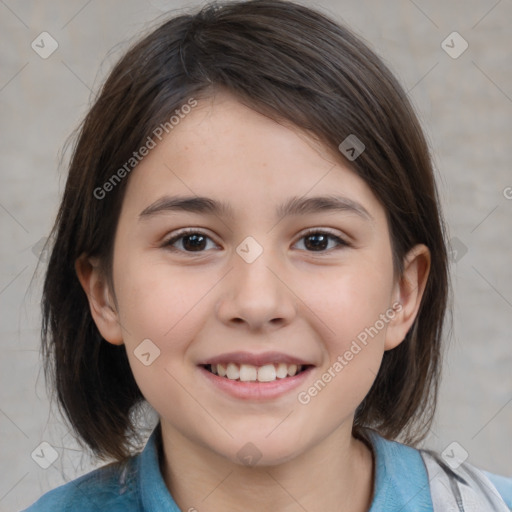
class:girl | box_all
[24,1,512,510]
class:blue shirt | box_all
[22,425,512,511]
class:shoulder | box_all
[362,428,512,511]
[420,448,512,511]
[361,429,435,509]
[483,471,512,509]
[20,457,141,512]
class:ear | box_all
[75,254,124,345]
[384,244,431,351]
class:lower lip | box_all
[198,366,314,401]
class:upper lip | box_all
[198,351,314,367]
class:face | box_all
[81,91,427,466]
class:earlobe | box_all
[384,244,431,351]
[75,254,124,346]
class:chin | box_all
[219,430,307,468]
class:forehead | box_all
[120,92,385,226]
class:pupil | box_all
[181,234,328,251]
[184,234,206,251]
[306,234,327,251]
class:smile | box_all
[203,363,309,382]
[197,351,315,400]
[198,365,314,400]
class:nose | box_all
[215,246,297,332]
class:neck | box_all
[158,421,375,512]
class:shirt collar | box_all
[362,428,434,511]
[136,424,433,511]
[138,423,182,511]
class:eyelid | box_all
[294,228,350,250]
[163,227,350,254]
[298,227,346,239]
[163,228,219,249]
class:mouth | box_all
[197,351,315,400]
[200,362,313,383]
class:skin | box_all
[77,90,430,512]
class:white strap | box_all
[420,449,510,511]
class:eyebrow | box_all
[139,194,373,222]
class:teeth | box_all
[239,364,257,382]
[276,363,288,379]
[258,364,276,382]
[217,363,226,377]
[226,363,240,380]
[208,363,304,382]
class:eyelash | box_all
[162,228,349,255]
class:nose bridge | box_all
[216,236,296,329]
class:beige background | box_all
[1,0,511,510]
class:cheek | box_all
[304,258,394,345]
[295,257,394,406]
[326,261,395,401]
[113,257,207,415]
[113,255,201,343]
[295,267,392,417]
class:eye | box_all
[294,230,349,253]
[163,229,218,253]
[163,228,349,255]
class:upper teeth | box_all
[209,363,303,382]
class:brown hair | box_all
[42,0,450,461]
